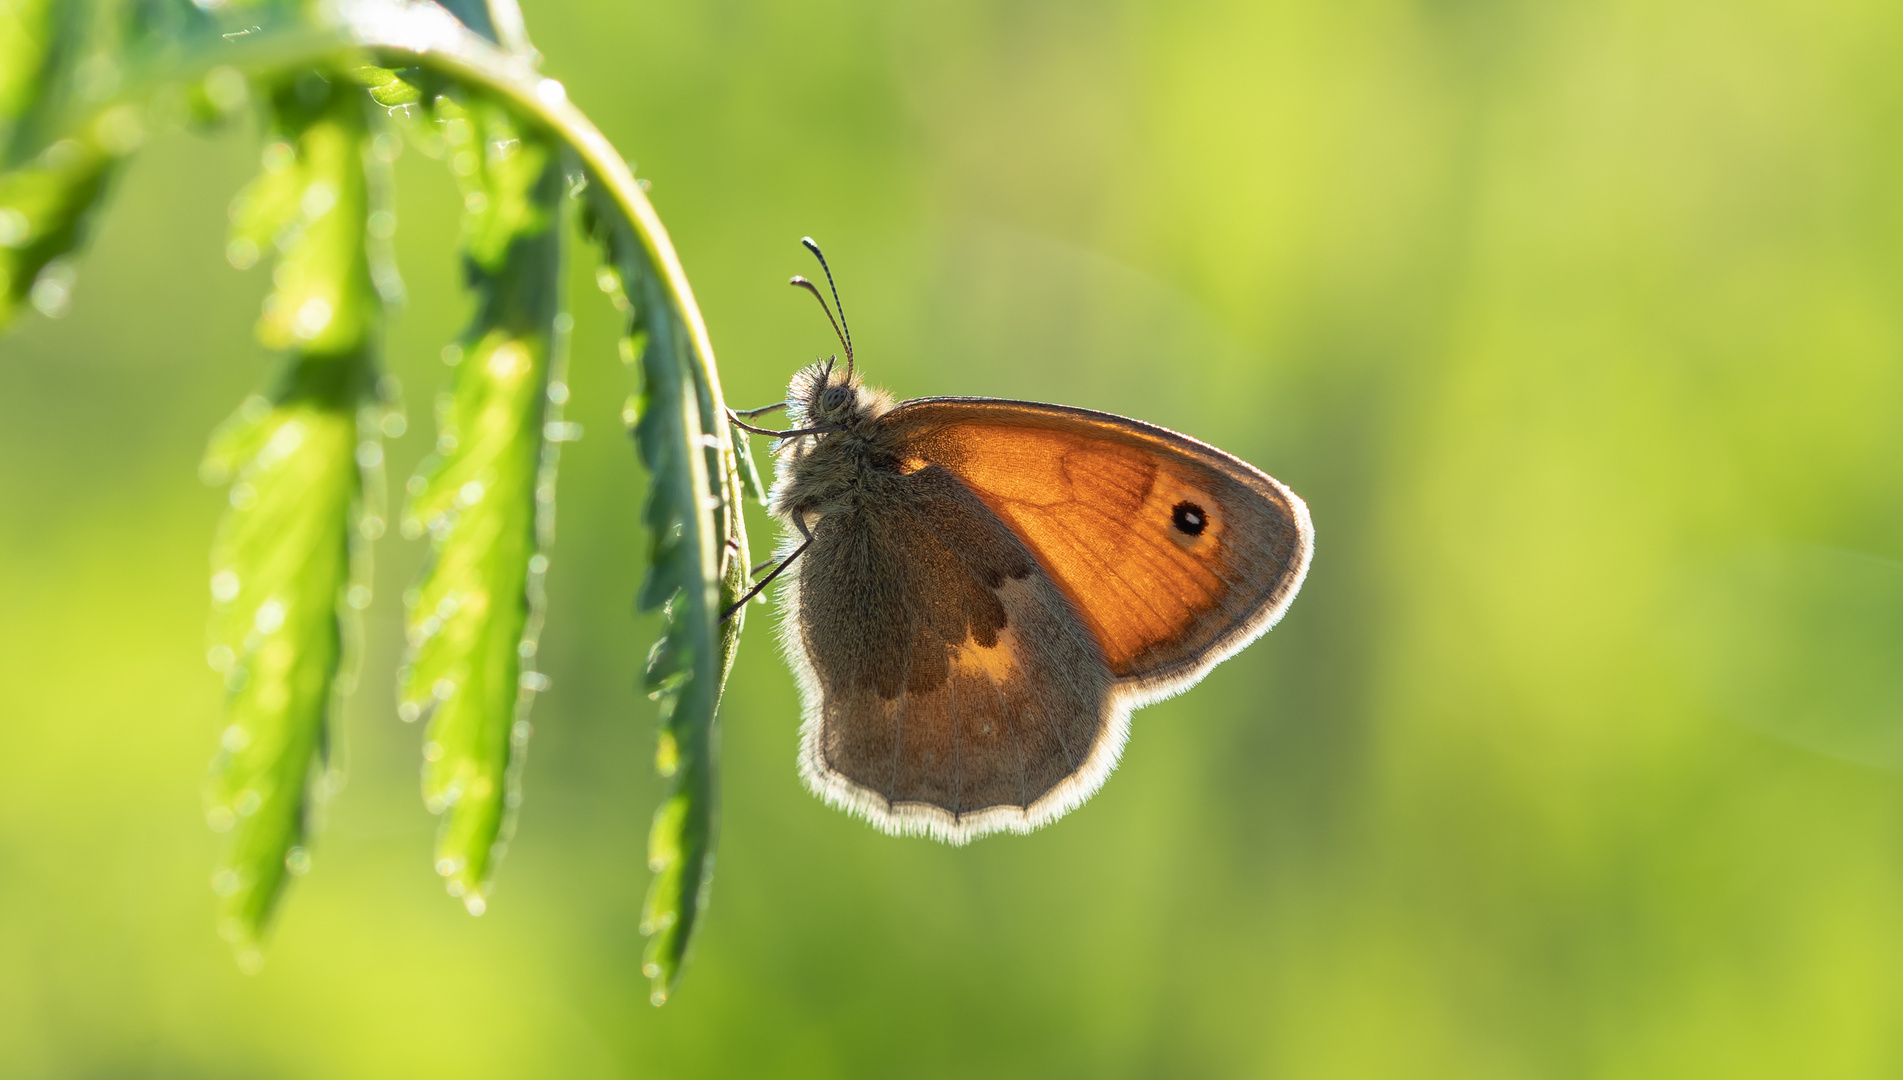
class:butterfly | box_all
[728,239,1313,844]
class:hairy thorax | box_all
[769,361,900,523]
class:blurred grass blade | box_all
[201,71,384,964]
[398,90,566,912]
[587,189,749,1006]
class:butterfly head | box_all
[788,358,893,431]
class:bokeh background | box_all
[7,0,1903,1075]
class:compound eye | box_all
[821,386,850,411]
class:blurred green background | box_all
[8,0,1903,1075]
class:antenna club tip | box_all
[800,236,818,247]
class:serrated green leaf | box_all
[303,4,754,992]
[202,388,359,964]
[398,93,566,908]
[229,73,378,354]
[586,182,749,1005]
[0,0,59,143]
[0,0,756,989]
[202,72,383,962]
[0,0,134,329]
[0,0,278,328]
[431,92,551,270]
[0,138,117,325]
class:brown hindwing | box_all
[787,466,1114,836]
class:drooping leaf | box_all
[5,0,753,992]
[349,1,754,999]
[585,184,749,1005]
[0,0,132,328]
[255,2,749,995]
[201,71,384,963]
[0,139,117,324]
[0,0,62,147]
[398,89,567,911]
[227,72,379,353]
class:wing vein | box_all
[1008,501,1176,641]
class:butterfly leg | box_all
[726,409,837,440]
[730,401,789,418]
[721,536,812,623]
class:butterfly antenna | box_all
[789,275,849,379]
[800,236,855,379]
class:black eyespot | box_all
[1171,501,1208,536]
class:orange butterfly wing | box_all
[878,399,1313,688]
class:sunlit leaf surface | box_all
[200,72,383,959]
[398,90,567,910]
[586,187,749,1004]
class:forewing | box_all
[784,465,1118,841]
[879,399,1313,687]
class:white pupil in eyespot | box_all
[1172,501,1208,536]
